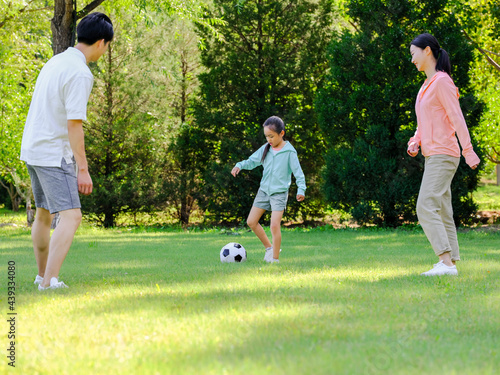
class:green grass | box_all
[474,182,500,210]
[0,207,25,225]
[0,223,499,375]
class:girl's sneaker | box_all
[264,247,273,261]
[264,247,281,262]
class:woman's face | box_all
[410,44,431,72]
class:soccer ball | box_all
[220,242,247,263]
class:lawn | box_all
[474,181,500,210]
[0,222,499,375]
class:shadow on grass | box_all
[6,228,499,374]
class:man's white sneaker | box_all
[38,277,69,291]
[264,247,281,262]
[421,261,458,276]
[34,275,44,285]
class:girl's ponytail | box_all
[261,143,271,164]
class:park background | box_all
[1,0,500,228]
[0,0,499,374]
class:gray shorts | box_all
[26,158,81,214]
[253,188,288,212]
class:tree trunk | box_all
[51,213,60,229]
[26,199,35,227]
[51,0,107,55]
[51,0,76,55]
[497,164,500,186]
[180,195,193,225]
[12,196,21,212]
[0,181,20,212]
[104,210,115,228]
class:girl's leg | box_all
[247,206,272,248]
[270,210,284,259]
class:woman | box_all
[407,33,480,276]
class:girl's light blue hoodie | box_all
[235,141,306,196]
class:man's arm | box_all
[68,119,93,195]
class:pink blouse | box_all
[409,72,480,167]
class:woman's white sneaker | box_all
[421,261,458,276]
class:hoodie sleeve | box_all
[290,152,306,196]
[235,146,264,171]
[408,127,421,147]
[435,76,480,167]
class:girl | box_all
[231,116,306,263]
[408,33,480,276]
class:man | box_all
[20,12,113,290]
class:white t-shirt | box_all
[20,47,94,167]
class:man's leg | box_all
[31,207,53,278]
[39,208,82,288]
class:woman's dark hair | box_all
[410,33,451,76]
[261,116,285,163]
[77,12,114,45]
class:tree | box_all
[315,0,484,226]
[0,0,222,222]
[192,0,339,224]
[51,0,225,55]
[82,7,170,228]
[453,0,500,181]
[0,1,52,211]
[51,0,106,54]
[158,19,205,225]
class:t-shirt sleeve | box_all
[63,75,94,121]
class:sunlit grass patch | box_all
[1,220,499,374]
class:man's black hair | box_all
[77,12,113,46]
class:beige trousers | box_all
[416,155,461,261]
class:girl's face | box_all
[410,44,432,72]
[264,126,285,148]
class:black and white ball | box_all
[220,242,247,263]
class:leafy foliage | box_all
[453,0,500,166]
[0,0,52,210]
[156,19,205,224]
[193,0,339,223]
[82,8,170,227]
[316,0,484,226]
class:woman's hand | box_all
[231,167,241,177]
[407,142,419,157]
